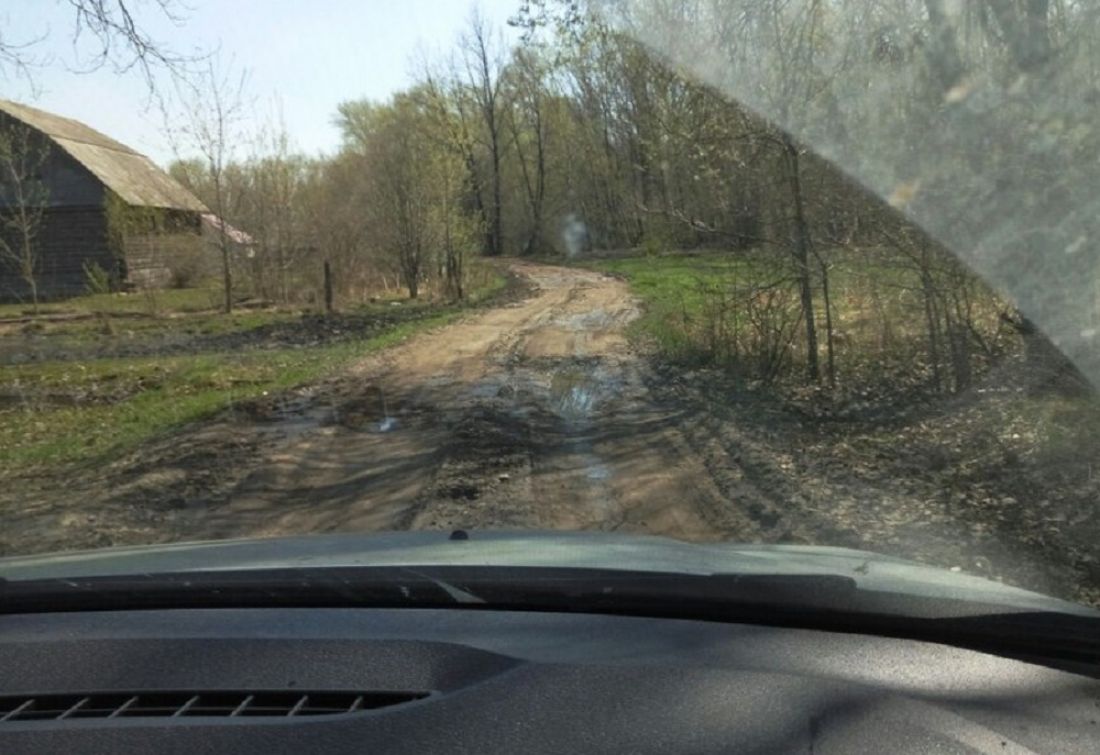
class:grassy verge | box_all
[0,311,461,472]
[0,286,224,319]
[589,253,764,365]
[1,265,507,474]
[584,250,1008,389]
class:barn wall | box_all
[114,208,209,290]
[0,111,210,302]
[0,113,113,303]
[41,146,107,208]
[0,207,114,302]
[0,206,213,303]
[123,230,209,289]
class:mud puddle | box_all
[550,368,600,418]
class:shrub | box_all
[167,245,211,289]
[83,261,113,296]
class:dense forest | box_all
[163,0,1098,396]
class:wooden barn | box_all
[0,99,214,302]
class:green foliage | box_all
[104,192,169,247]
[0,310,458,471]
[166,242,211,289]
[0,268,507,472]
[589,249,1008,389]
[83,261,113,296]
[0,287,219,319]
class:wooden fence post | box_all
[323,259,334,314]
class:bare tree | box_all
[239,107,311,303]
[460,9,509,257]
[505,47,551,255]
[1,1,200,93]
[0,121,49,311]
[165,57,248,313]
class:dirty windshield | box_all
[2,0,1099,609]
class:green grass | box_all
[0,263,507,473]
[597,254,756,307]
[0,286,224,319]
[583,249,1008,384]
[588,253,766,364]
[0,310,462,472]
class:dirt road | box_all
[6,261,1098,606]
[5,262,773,554]
[165,262,768,543]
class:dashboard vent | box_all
[0,691,429,722]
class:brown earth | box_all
[3,261,1098,605]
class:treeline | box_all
[170,0,1095,394]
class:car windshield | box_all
[1,0,1099,612]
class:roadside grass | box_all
[593,253,761,364]
[584,249,1008,385]
[0,286,223,319]
[0,311,461,472]
[8,308,296,342]
[1,264,507,474]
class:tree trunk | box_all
[921,268,943,391]
[814,249,836,387]
[490,127,503,256]
[221,246,233,314]
[941,303,970,392]
[461,149,491,256]
[323,259,334,313]
[950,322,971,392]
[530,106,546,256]
[19,223,38,314]
[783,135,820,382]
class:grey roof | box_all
[0,99,207,213]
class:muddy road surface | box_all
[6,262,1098,606]
[184,263,765,542]
[4,263,775,554]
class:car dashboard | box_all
[0,606,1098,753]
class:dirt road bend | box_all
[10,261,782,552]
[142,261,774,543]
[8,261,1100,606]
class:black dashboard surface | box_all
[1,607,1098,753]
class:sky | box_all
[2,0,521,166]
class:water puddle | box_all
[376,416,398,432]
[251,393,330,441]
[585,460,612,481]
[469,379,508,400]
[550,369,599,418]
[328,385,406,434]
[556,310,614,330]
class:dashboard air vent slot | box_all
[0,691,429,722]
